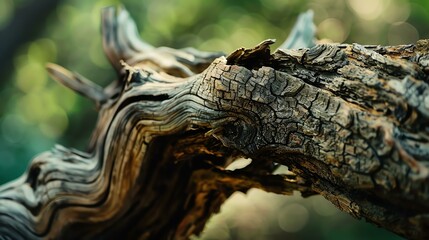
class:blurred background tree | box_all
[1,0,427,239]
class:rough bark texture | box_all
[1,6,429,240]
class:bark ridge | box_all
[1,6,429,240]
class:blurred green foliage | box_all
[1,0,427,239]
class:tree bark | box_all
[1,6,429,240]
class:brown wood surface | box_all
[1,7,429,240]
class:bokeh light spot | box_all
[199,24,227,40]
[51,87,77,113]
[90,40,110,69]
[260,0,292,10]
[0,0,14,29]
[1,114,26,144]
[381,0,410,23]
[230,28,260,49]
[177,1,201,26]
[18,92,47,122]
[199,38,231,53]
[347,0,384,20]
[278,203,309,232]
[311,195,339,217]
[39,107,69,138]
[15,60,47,93]
[57,5,79,26]
[388,22,419,45]
[318,18,348,43]
[28,38,57,63]
[0,149,16,168]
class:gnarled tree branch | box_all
[1,6,429,240]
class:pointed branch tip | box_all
[46,63,107,104]
[279,10,316,50]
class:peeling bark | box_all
[1,7,429,240]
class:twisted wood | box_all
[1,7,429,240]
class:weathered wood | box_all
[1,6,429,240]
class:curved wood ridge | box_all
[1,6,429,240]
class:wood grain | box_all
[1,6,429,240]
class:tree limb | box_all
[1,6,429,240]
